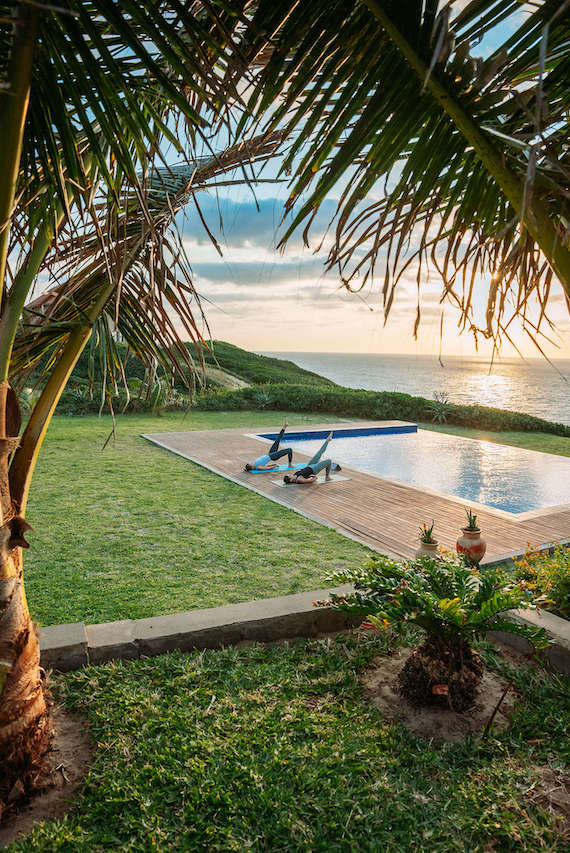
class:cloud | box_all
[190,255,334,285]
[179,194,340,252]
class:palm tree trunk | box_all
[397,635,483,712]
[0,4,51,814]
[0,381,49,814]
[0,3,39,307]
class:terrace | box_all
[144,420,570,562]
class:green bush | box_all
[191,383,570,437]
[513,544,570,619]
[318,553,548,711]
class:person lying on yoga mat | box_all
[283,433,341,484]
[244,421,293,472]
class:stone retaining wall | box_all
[39,584,570,676]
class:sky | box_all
[180,187,570,360]
[174,3,570,361]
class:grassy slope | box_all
[46,339,336,389]
[203,340,336,386]
[10,634,570,852]
[25,411,371,626]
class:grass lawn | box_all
[421,423,570,458]
[25,411,373,627]
[25,411,570,628]
[8,633,569,852]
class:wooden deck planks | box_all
[144,422,570,561]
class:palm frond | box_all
[1,0,254,230]
[10,133,282,387]
[238,0,570,349]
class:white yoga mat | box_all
[271,473,352,488]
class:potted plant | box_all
[322,554,548,712]
[456,508,487,566]
[416,520,438,559]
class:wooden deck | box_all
[143,422,570,562]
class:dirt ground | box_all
[361,646,516,742]
[0,707,91,849]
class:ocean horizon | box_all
[261,352,570,426]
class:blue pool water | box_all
[261,429,570,514]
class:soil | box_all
[0,707,91,849]
[362,646,516,742]
[526,766,570,841]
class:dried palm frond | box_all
[237,0,570,351]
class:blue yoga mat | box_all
[247,464,304,474]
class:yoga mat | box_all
[272,473,352,488]
[246,464,304,474]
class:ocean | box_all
[262,352,570,426]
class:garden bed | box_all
[2,633,569,851]
[510,544,570,622]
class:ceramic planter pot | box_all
[456,528,487,565]
[415,540,439,559]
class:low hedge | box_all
[192,383,570,437]
[53,380,570,437]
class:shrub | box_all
[513,544,570,619]
[428,391,451,424]
[319,554,548,712]
[190,383,570,437]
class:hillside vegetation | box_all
[203,341,336,387]
[21,340,570,440]
[24,339,333,394]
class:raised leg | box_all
[308,436,331,466]
[268,425,286,454]
[269,447,292,466]
[310,458,332,478]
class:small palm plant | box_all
[464,508,480,531]
[322,555,548,712]
[419,521,436,543]
[428,392,451,424]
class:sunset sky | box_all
[173,2,569,362]
[180,188,570,360]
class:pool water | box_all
[280,429,570,514]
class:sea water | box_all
[263,352,570,426]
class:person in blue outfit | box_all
[283,433,341,484]
[244,421,293,472]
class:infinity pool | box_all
[261,428,570,514]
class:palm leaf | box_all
[10,133,282,387]
[238,0,570,350]
[1,0,253,226]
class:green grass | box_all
[25,411,372,627]
[8,633,570,852]
[25,412,570,628]
[421,423,570,457]
[202,340,336,387]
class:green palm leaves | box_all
[326,553,549,650]
[241,0,570,349]
[1,0,247,224]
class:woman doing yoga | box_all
[244,421,293,471]
[283,433,341,484]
